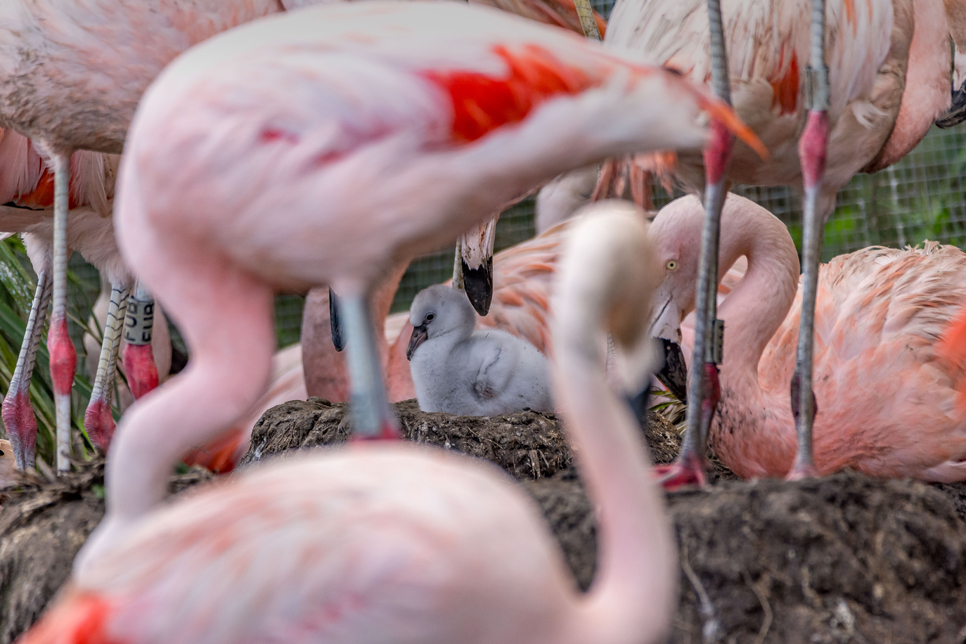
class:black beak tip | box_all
[329,288,346,352]
[461,258,493,317]
[656,339,688,405]
[936,80,966,129]
[406,325,427,362]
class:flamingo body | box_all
[26,449,580,644]
[603,0,961,208]
[0,0,286,153]
[653,194,966,482]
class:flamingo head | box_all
[557,200,662,395]
[406,285,476,361]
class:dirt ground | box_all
[2,398,965,643]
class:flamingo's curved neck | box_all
[554,292,676,644]
[715,207,799,393]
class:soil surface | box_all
[2,399,965,644]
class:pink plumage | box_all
[654,193,966,482]
[604,0,962,207]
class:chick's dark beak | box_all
[407,324,428,361]
[656,339,688,404]
[937,79,966,128]
[461,256,493,316]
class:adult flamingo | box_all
[0,0,605,469]
[76,1,759,570]
[21,202,676,644]
[650,193,966,481]
[599,0,966,484]
[0,132,165,469]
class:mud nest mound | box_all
[0,461,212,644]
[2,398,965,644]
[242,397,719,479]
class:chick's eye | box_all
[426,313,435,322]
[666,260,678,271]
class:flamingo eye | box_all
[666,260,678,270]
[426,313,435,323]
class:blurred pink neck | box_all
[554,301,676,643]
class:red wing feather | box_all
[421,44,594,144]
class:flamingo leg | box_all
[121,282,159,400]
[656,0,732,490]
[788,0,829,480]
[47,152,76,473]
[84,282,130,451]
[339,291,400,440]
[1,266,52,470]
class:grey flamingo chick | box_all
[408,284,553,415]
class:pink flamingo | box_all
[600,0,966,484]
[0,132,163,468]
[20,202,676,644]
[650,193,966,481]
[0,0,605,469]
[76,0,759,570]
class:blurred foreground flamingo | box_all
[650,193,966,481]
[21,202,677,644]
[596,0,966,484]
[78,1,759,569]
[0,0,605,469]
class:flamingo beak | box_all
[657,339,688,404]
[456,216,498,316]
[649,287,683,345]
[649,287,687,403]
[329,287,346,352]
[461,256,493,317]
[937,79,966,128]
[407,324,428,361]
